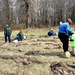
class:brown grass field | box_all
[0,28,75,75]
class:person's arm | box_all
[4,27,7,34]
[10,27,12,35]
[66,24,74,35]
[11,29,12,33]
[20,33,24,40]
[17,32,20,36]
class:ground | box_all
[0,28,75,75]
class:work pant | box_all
[5,34,11,43]
[58,33,69,52]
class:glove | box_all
[69,32,74,36]
[70,39,74,41]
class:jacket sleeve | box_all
[10,28,12,34]
[66,24,74,35]
[4,27,7,34]
[17,33,19,36]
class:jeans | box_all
[5,34,11,43]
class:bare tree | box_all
[0,0,75,28]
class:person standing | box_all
[58,18,74,57]
[4,24,12,43]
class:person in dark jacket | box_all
[48,27,55,36]
[58,18,74,56]
[4,24,12,43]
[15,29,24,41]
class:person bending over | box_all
[58,18,74,57]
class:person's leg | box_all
[8,35,11,43]
[5,34,7,43]
[58,33,69,52]
[16,36,19,41]
[63,36,69,52]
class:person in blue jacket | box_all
[48,27,55,36]
[58,18,74,53]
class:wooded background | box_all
[0,0,75,28]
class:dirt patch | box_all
[0,43,11,50]
[15,68,24,75]
[0,55,42,65]
[25,50,61,57]
[31,43,41,46]
[50,61,75,75]
[39,35,49,38]
[44,47,51,50]
[25,50,40,55]
[0,71,15,75]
